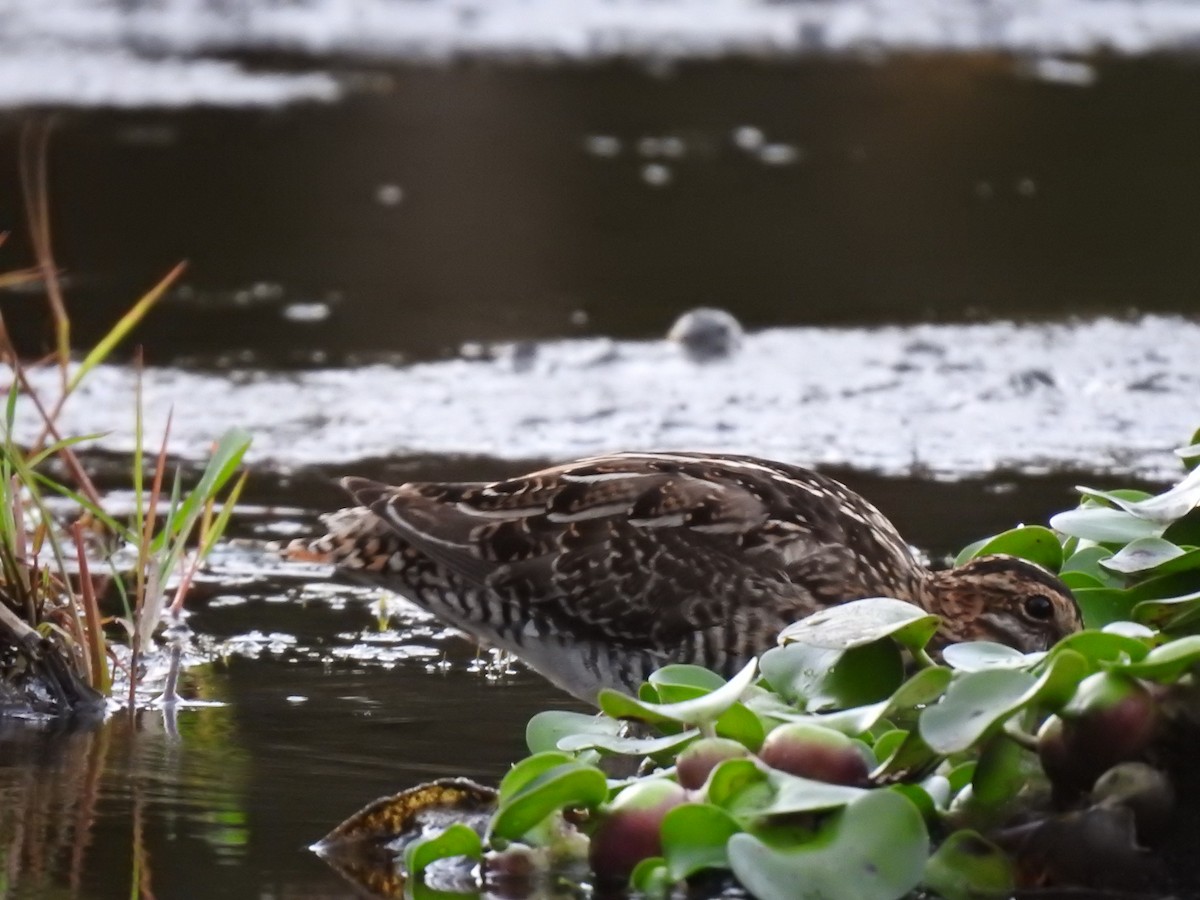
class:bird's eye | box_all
[1023,594,1055,621]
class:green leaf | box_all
[922,830,1015,900]
[1061,545,1120,585]
[403,823,482,876]
[1051,507,1163,543]
[525,710,619,755]
[498,751,573,801]
[706,758,767,809]
[661,803,742,880]
[629,857,671,897]
[777,597,939,654]
[1133,589,1200,631]
[1073,587,1139,629]
[919,650,1088,753]
[759,639,904,712]
[1164,509,1200,546]
[1078,468,1200,525]
[812,665,954,736]
[597,659,758,727]
[740,768,867,818]
[1108,634,1200,681]
[1101,538,1187,575]
[728,791,929,900]
[1046,630,1150,667]
[941,642,1029,672]
[489,762,608,841]
[650,664,726,697]
[956,526,1063,572]
[557,728,699,756]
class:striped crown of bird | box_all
[285,452,1082,703]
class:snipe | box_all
[286,452,1081,703]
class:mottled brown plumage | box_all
[286,452,1081,702]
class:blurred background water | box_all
[1,2,1198,898]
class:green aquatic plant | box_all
[0,126,250,711]
[321,428,1200,899]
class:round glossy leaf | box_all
[1164,509,1200,545]
[728,790,929,900]
[557,728,699,756]
[813,665,954,736]
[734,768,867,818]
[1060,570,1105,590]
[403,822,482,876]
[1101,538,1187,574]
[629,857,671,898]
[1050,508,1163,544]
[942,641,1029,672]
[760,639,904,712]
[778,597,939,653]
[597,659,758,727]
[1133,588,1200,630]
[661,803,742,880]
[715,701,767,751]
[498,751,573,801]
[1077,470,1200,524]
[971,735,1029,809]
[706,758,767,809]
[1047,630,1150,666]
[956,525,1063,573]
[1073,587,1139,629]
[650,664,726,695]
[919,650,1087,754]
[1061,545,1120,585]
[489,763,608,841]
[1109,634,1200,682]
[922,830,1014,900]
[526,710,619,755]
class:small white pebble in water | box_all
[1029,57,1096,88]
[667,307,744,362]
[641,163,672,187]
[1017,177,1037,197]
[286,695,308,704]
[251,281,283,301]
[281,301,331,323]
[659,136,686,158]
[375,183,404,206]
[758,143,801,166]
[733,125,764,150]
[583,134,621,157]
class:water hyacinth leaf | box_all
[728,790,929,900]
[629,857,671,898]
[920,650,1087,754]
[971,735,1029,809]
[1073,587,1138,629]
[955,525,1063,572]
[870,728,909,763]
[597,659,758,726]
[1101,538,1187,574]
[872,730,939,781]
[1132,589,1200,630]
[714,701,766,751]
[735,767,867,818]
[922,830,1015,900]
[1050,507,1163,544]
[942,641,1029,672]
[403,823,482,876]
[1060,570,1105,590]
[1061,545,1120,585]
[759,639,904,711]
[557,728,699,756]
[1164,509,1200,546]
[706,758,767,808]
[1103,620,1158,639]
[661,803,742,880]
[650,664,725,695]
[954,537,989,568]
[1109,634,1200,681]
[1079,468,1200,524]
[525,710,620,755]
[778,597,939,653]
[1047,630,1151,667]
[498,751,573,801]
[489,762,608,841]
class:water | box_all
[2,12,1200,897]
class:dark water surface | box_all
[1,54,1198,898]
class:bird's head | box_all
[924,554,1082,653]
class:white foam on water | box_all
[7,316,1196,480]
